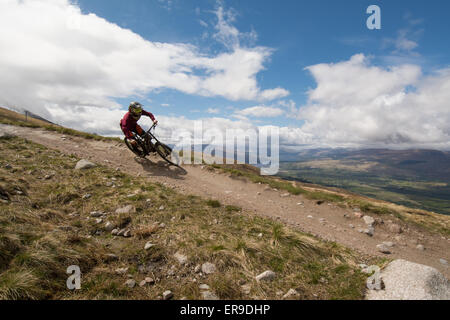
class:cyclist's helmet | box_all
[129,102,143,120]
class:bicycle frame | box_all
[135,123,163,155]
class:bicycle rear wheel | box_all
[124,138,146,158]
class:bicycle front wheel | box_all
[154,142,180,166]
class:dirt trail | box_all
[3,124,449,277]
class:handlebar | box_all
[145,122,158,134]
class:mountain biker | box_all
[120,102,158,151]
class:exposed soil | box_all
[2,124,449,278]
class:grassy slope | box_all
[278,162,450,216]
[0,107,121,143]
[0,135,369,300]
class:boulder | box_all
[366,259,450,300]
[163,290,173,300]
[104,222,115,231]
[201,262,216,275]
[282,288,299,299]
[144,242,155,250]
[125,279,136,288]
[363,216,375,226]
[115,205,135,215]
[388,223,403,234]
[0,131,15,139]
[115,267,129,275]
[376,244,392,254]
[90,211,103,217]
[75,159,96,170]
[174,252,188,265]
[199,284,210,290]
[255,270,276,282]
[201,291,219,300]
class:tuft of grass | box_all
[206,199,221,208]
[0,269,42,300]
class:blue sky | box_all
[1,0,449,149]
[74,0,450,127]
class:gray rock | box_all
[145,277,155,284]
[383,242,395,247]
[201,262,217,275]
[111,229,119,236]
[174,252,188,265]
[366,259,450,300]
[115,205,135,215]
[117,229,126,236]
[75,159,96,170]
[125,279,136,288]
[376,244,392,254]
[194,265,201,273]
[363,216,375,226]
[440,259,448,266]
[104,222,115,231]
[115,267,129,275]
[163,290,173,300]
[144,242,155,250]
[123,230,132,238]
[139,280,147,287]
[90,211,103,217]
[362,265,379,275]
[255,270,276,282]
[416,244,425,251]
[201,291,219,300]
[199,284,210,290]
[388,223,403,234]
[363,227,374,237]
[282,288,299,299]
[241,284,251,295]
[0,132,15,139]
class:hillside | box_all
[1,109,449,300]
[0,134,368,300]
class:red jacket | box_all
[120,110,155,139]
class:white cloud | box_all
[0,0,288,125]
[207,108,220,114]
[236,106,284,118]
[296,54,450,149]
[161,103,170,107]
[383,15,424,55]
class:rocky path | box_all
[2,124,449,278]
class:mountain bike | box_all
[124,123,180,167]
